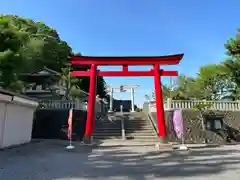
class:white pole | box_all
[131,88,135,112]
[109,88,113,112]
[120,105,125,140]
[179,134,188,150]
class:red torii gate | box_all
[70,54,184,141]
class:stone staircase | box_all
[93,112,124,140]
[93,112,158,142]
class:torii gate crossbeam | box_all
[72,70,177,76]
[70,54,184,143]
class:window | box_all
[32,85,36,90]
[42,84,47,90]
[205,117,223,131]
[214,120,223,130]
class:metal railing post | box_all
[120,105,125,140]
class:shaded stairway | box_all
[93,112,158,142]
[93,113,122,140]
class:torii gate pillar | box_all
[154,64,166,142]
[85,64,97,136]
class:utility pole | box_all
[106,84,139,112]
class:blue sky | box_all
[1,0,239,107]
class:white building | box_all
[0,89,39,149]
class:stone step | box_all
[93,137,159,142]
[94,128,122,130]
[126,122,152,124]
[96,122,150,125]
[93,135,157,138]
[94,134,156,138]
[125,126,152,129]
[95,124,120,126]
[128,135,157,139]
[125,120,149,122]
[95,126,121,129]
[96,126,152,127]
[126,124,151,126]
[96,120,120,122]
[125,130,155,132]
[93,132,123,136]
[96,119,150,123]
[126,123,152,125]
[93,135,123,138]
[125,124,150,127]
[126,129,155,132]
[94,126,155,131]
[125,127,154,130]
[94,130,155,134]
[96,121,120,124]
[94,129,121,132]
[93,136,124,140]
[94,131,155,135]
[127,132,156,136]
[124,119,149,122]
[128,139,160,142]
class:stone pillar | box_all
[109,88,113,112]
[83,136,93,144]
[131,88,135,112]
[166,98,172,110]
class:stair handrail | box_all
[120,105,126,140]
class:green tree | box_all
[79,76,107,99]
[169,65,232,101]
[0,15,72,90]
[58,63,80,100]
[171,75,202,100]
[195,64,232,100]
[222,29,240,99]
[152,76,201,101]
[0,15,108,98]
[151,84,171,102]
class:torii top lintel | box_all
[70,53,184,66]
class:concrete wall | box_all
[150,110,240,144]
[0,102,7,148]
[0,93,38,148]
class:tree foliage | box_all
[0,14,107,98]
[156,32,240,101]
[222,29,240,99]
[165,64,233,101]
[158,29,240,101]
[0,15,71,89]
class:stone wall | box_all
[151,109,240,144]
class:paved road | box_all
[0,140,240,180]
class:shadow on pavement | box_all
[0,140,240,179]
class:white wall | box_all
[1,104,35,148]
[0,93,38,149]
[0,102,7,147]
